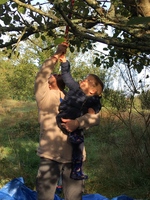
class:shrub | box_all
[139,90,150,110]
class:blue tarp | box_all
[0,177,37,200]
[0,177,134,200]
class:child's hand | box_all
[59,54,67,63]
[61,118,79,132]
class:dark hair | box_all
[54,74,65,91]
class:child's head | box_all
[79,74,104,96]
[48,74,65,91]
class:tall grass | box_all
[0,100,39,189]
[84,111,150,199]
[0,99,150,199]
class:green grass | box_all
[0,99,150,199]
[84,115,150,199]
[0,99,39,190]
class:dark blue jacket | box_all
[57,60,101,120]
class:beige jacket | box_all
[35,57,100,163]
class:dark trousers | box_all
[36,157,84,200]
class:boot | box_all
[70,162,88,180]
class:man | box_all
[35,43,100,200]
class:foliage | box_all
[84,91,150,199]
[0,99,150,199]
[0,66,10,100]
[68,50,106,83]
[0,100,39,188]
[0,36,54,101]
[0,0,150,73]
[108,45,150,73]
[0,52,15,100]
[23,34,57,66]
[139,90,150,110]
[103,88,128,111]
[5,60,38,100]
[85,120,150,198]
[0,35,107,101]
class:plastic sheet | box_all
[0,177,37,200]
[0,177,134,200]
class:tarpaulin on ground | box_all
[0,177,134,200]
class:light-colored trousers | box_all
[36,157,84,200]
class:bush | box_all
[103,89,128,111]
[139,90,150,110]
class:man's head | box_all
[48,74,65,91]
[79,74,104,96]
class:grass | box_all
[0,99,150,199]
[84,111,150,199]
[0,99,39,189]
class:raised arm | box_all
[60,54,79,90]
[34,43,68,100]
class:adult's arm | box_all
[61,112,100,132]
[34,56,57,97]
[34,43,68,100]
[77,112,100,129]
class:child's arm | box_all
[60,55,79,90]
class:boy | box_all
[56,54,104,180]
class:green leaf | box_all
[36,15,42,24]
[11,2,17,9]
[0,39,3,44]
[3,15,12,25]
[0,0,8,4]
[41,35,46,41]
[103,47,108,51]
[18,6,26,14]
[35,33,40,38]
[100,55,105,59]
[69,46,74,53]
[54,38,65,45]
[14,14,20,21]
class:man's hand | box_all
[55,42,69,57]
[61,118,79,132]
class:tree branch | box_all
[55,4,150,52]
[11,0,58,21]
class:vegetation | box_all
[139,90,150,110]
[0,96,149,199]
[0,99,39,188]
[0,8,149,198]
[1,0,150,73]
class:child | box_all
[56,55,104,180]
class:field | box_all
[0,99,150,199]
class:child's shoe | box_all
[70,168,88,180]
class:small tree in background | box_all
[139,90,150,110]
[6,60,38,100]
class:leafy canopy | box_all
[0,0,150,72]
